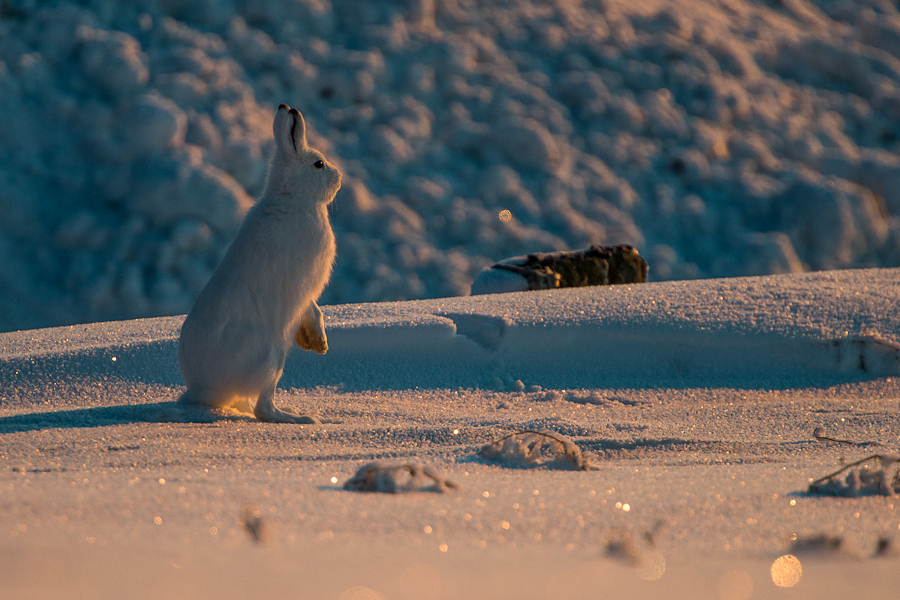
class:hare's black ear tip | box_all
[289,107,301,116]
[278,103,290,111]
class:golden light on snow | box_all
[770,554,802,588]
[498,209,512,222]
[330,476,338,484]
[636,549,666,581]
[337,586,384,600]
[399,564,442,600]
[717,569,753,600]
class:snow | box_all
[3,0,900,332]
[4,0,900,594]
[3,269,900,598]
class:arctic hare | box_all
[177,104,340,423]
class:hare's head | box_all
[268,104,342,204]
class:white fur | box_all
[177,104,340,423]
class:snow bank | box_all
[2,0,900,333]
[3,268,898,410]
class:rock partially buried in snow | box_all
[471,245,648,295]
[343,462,458,493]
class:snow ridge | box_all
[2,270,898,408]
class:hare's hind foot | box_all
[253,385,322,424]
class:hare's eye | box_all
[314,160,324,169]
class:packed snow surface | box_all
[2,269,900,598]
[3,0,900,332]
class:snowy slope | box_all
[3,268,899,408]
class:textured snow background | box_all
[2,269,900,598]
[2,0,900,332]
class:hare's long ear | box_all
[274,104,308,155]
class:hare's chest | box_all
[286,212,334,279]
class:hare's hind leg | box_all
[295,301,328,355]
[253,382,321,424]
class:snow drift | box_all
[3,268,898,414]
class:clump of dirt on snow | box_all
[343,461,458,493]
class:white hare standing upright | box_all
[178,104,340,423]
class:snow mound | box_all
[2,269,898,409]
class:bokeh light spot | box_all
[771,554,802,588]
[338,586,384,600]
[637,549,666,581]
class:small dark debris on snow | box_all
[788,533,843,555]
[535,390,648,407]
[605,529,648,565]
[813,426,874,446]
[875,537,899,557]
[240,504,268,544]
[605,527,666,578]
[343,461,458,493]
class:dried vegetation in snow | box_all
[478,429,599,470]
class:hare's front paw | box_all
[295,301,328,354]
[295,322,328,354]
